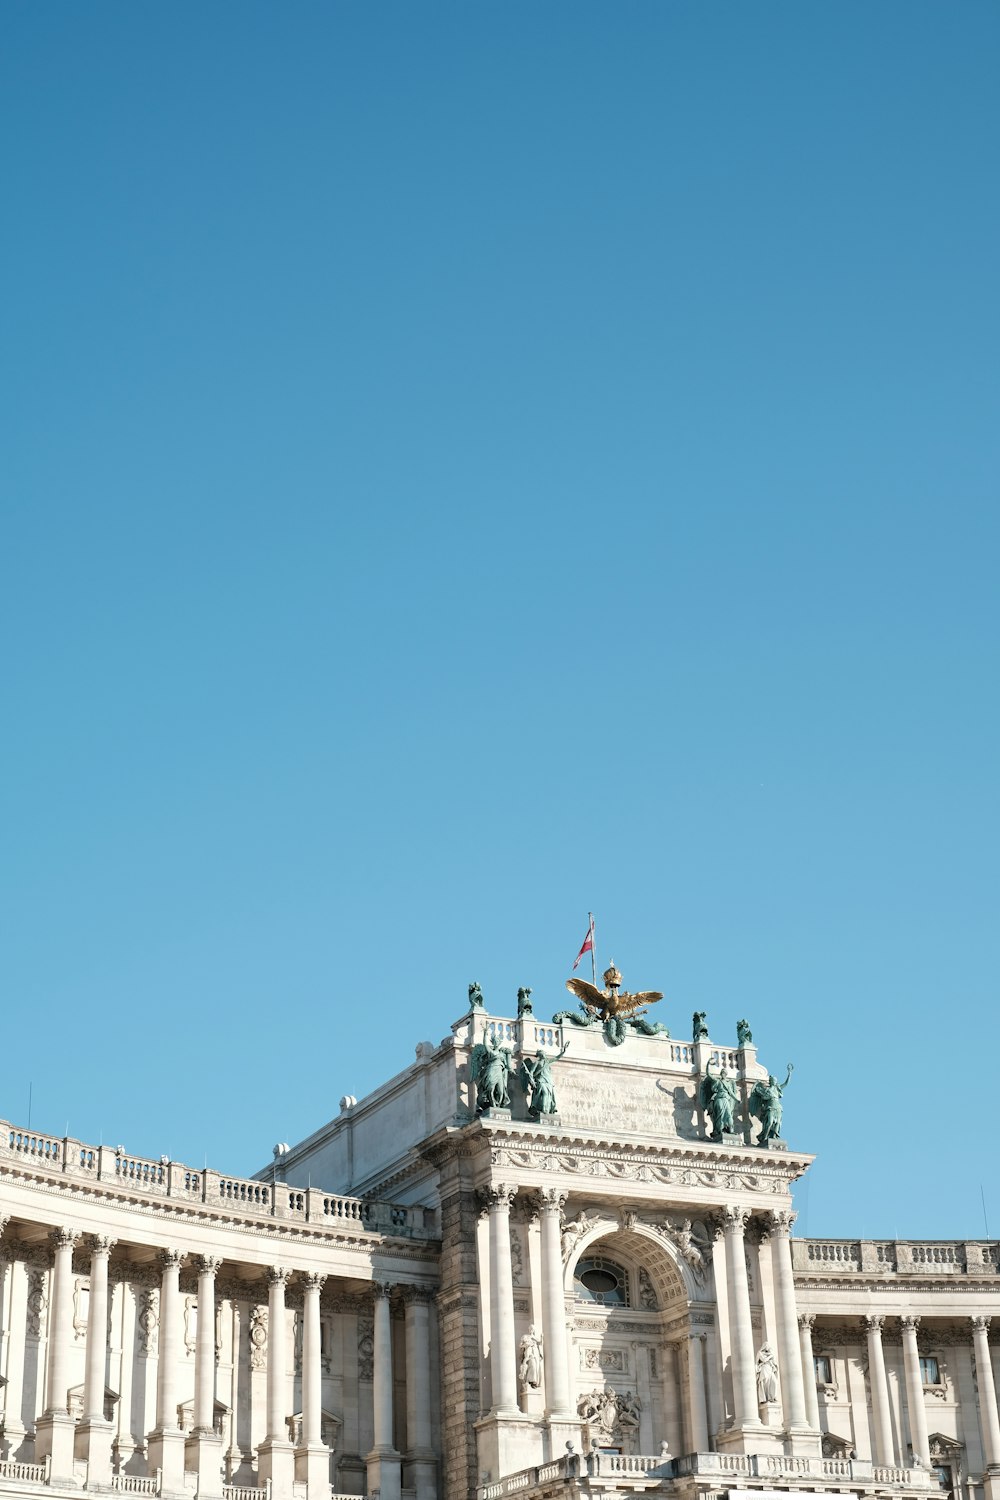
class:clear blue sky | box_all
[3,4,998,1241]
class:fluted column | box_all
[34,1227,80,1479]
[486,1185,518,1414]
[295,1272,329,1498]
[972,1317,1000,1469]
[403,1286,436,1500]
[266,1267,290,1442]
[686,1332,710,1453]
[83,1236,115,1421]
[147,1248,186,1494]
[257,1266,294,1494]
[722,1207,759,1431]
[539,1189,571,1418]
[864,1315,894,1465]
[44,1227,79,1416]
[900,1316,929,1467]
[194,1257,222,1434]
[366,1282,401,1500]
[798,1315,821,1430]
[768,1210,810,1436]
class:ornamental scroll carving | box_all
[249,1307,268,1371]
[26,1270,47,1338]
[357,1318,374,1381]
[137,1288,159,1356]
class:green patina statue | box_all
[520,1042,568,1116]
[469,1030,514,1110]
[468,981,485,1011]
[699,1058,739,1139]
[692,1011,709,1042]
[748,1064,794,1144]
[517,986,534,1018]
[736,1018,752,1047]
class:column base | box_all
[294,1441,330,1496]
[402,1451,437,1500]
[34,1412,77,1485]
[543,1416,583,1463]
[716,1420,783,1456]
[474,1412,536,1483]
[983,1470,1000,1500]
[148,1427,187,1496]
[365,1445,402,1500]
[185,1431,224,1496]
[785,1424,823,1457]
[257,1438,295,1496]
[76,1418,115,1484]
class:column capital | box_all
[401,1283,435,1305]
[721,1204,750,1234]
[900,1314,920,1332]
[159,1247,184,1271]
[0,1213,10,1238]
[798,1313,816,1331]
[300,1271,326,1294]
[478,1183,517,1215]
[535,1187,567,1216]
[266,1265,290,1289]
[372,1279,394,1302]
[768,1208,797,1235]
[50,1227,81,1251]
[196,1255,223,1276]
[90,1235,116,1257]
[864,1315,886,1333]
[972,1315,992,1333]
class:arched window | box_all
[574,1256,630,1307]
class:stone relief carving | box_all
[137,1288,159,1356]
[249,1307,268,1371]
[561,1209,599,1264]
[654,1218,710,1284]
[72,1277,90,1339]
[26,1269,47,1338]
[510,1228,524,1286]
[637,1266,659,1310]
[357,1317,374,1381]
[582,1347,626,1373]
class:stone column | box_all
[295,1273,329,1497]
[721,1207,760,1438]
[900,1315,930,1468]
[767,1210,816,1450]
[147,1248,186,1496]
[257,1267,294,1494]
[798,1315,821,1431]
[864,1315,895,1466]
[366,1282,401,1500]
[76,1236,117,1481]
[34,1228,80,1482]
[403,1287,436,1500]
[486,1185,518,1415]
[685,1332,710,1453]
[186,1256,223,1496]
[538,1189,572,1420]
[972,1317,1000,1473]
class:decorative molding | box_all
[357,1317,374,1381]
[248,1306,267,1370]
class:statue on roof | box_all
[748,1065,794,1145]
[517,986,534,1018]
[520,1042,568,1117]
[699,1058,739,1140]
[557,962,666,1047]
[468,981,485,1011]
[469,1030,515,1111]
[692,1011,709,1041]
[737,1018,752,1047]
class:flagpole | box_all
[589,911,597,986]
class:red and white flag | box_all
[572,914,595,971]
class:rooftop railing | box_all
[793,1238,999,1276]
[0,1120,434,1239]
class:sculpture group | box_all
[700,1059,794,1146]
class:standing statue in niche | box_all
[748,1064,794,1144]
[517,986,534,1018]
[692,1011,709,1042]
[468,981,485,1012]
[756,1343,779,1404]
[520,1042,569,1117]
[469,1030,515,1111]
[736,1018,753,1047]
[518,1326,543,1389]
[699,1058,739,1140]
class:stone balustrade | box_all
[0,1119,433,1237]
[793,1237,1000,1276]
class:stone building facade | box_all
[0,995,997,1500]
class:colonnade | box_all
[7,1226,437,1500]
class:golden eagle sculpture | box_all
[564,961,663,1021]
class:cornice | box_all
[478,1117,812,1178]
[796,1276,1000,1295]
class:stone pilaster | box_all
[186,1256,223,1496]
[435,1161,480,1500]
[864,1315,895,1466]
[972,1315,1000,1499]
[34,1229,80,1483]
[147,1249,186,1497]
[403,1286,436,1500]
[685,1331,709,1453]
[768,1210,818,1453]
[366,1282,401,1500]
[716,1207,767,1450]
[257,1267,294,1494]
[75,1236,117,1482]
[295,1272,329,1500]
[798,1314,821,1430]
[900,1315,930,1468]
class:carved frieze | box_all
[357,1317,374,1381]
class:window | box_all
[920,1356,941,1386]
[574,1256,630,1307]
[814,1354,833,1385]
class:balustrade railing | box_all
[0,1457,50,1484]
[793,1236,995,1277]
[0,1120,433,1239]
